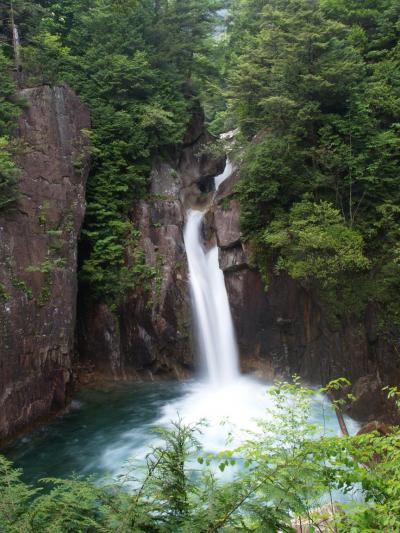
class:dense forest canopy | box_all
[1,0,226,303]
[1,0,399,327]
[223,0,400,333]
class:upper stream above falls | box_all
[4,162,360,484]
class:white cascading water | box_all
[183,208,239,385]
[12,24,21,70]
[214,159,233,191]
[100,161,359,477]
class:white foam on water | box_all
[99,377,359,481]
[99,161,359,481]
[159,377,273,452]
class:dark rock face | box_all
[77,108,399,423]
[78,196,192,380]
[211,167,400,423]
[77,110,224,379]
[357,420,392,436]
[214,199,241,249]
[2,84,395,443]
[219,246,247,273]
[0,85,90,442]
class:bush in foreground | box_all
[1,380,400,532]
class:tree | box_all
[225,0,400,325]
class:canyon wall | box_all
[77,109,224,380]
[78,115,400,422]
[210,169,400,422]
[1,86,397,444]
[0,85,90,442]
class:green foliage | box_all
[2,0,399,319]
[383,385,400,411]
[11,277,33,299]
[0,47,20,131]
[26,256,65,306]
[0,138,20,211]
[80,224,158,307]
[2,379,400,531]
[1,0,224,304]
[26,257,66,274]
[0,282,10,302]
[264,197,370,287]
[21,30,72,85]
[0,47,22,211]
[0,455,39,532]
[225,0,400,325]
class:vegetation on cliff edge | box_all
[222,0,400,333]
[1,0,399,325]
[0,0,225,304]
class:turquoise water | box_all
[3,378,360,485]
[4,381,185,483]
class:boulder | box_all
[357,420,392,436]
[219,245,248,273]
[214,199,241,248]
[347,375,387,422]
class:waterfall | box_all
[96,168,360,479]
[183,162,239,385]
[214,159,233,191]
[12,24,21,71]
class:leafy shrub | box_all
[0,138,20,212]
[263,198,370,287]
[2,380,400,532]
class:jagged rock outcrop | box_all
[214,199,241,249]
[77,109,224,379]
[0,85,90,442]
[78,195,191,380]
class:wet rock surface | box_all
[78,196,192,380]
[77,108,224,380]
[219,246,247,273]
[0,85,90,442]
[214,199,241,249]
[3,84,396,436]
[357,420,392,436]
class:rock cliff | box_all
[1,84,396,441]
[77,109,224,380]
[209,168,400,423]
[0,85,90,442]
[78,117,399,422]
